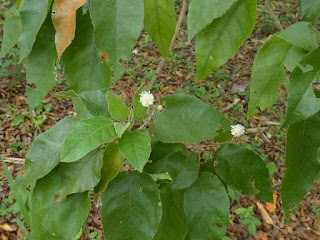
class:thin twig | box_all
[148,0,189,91]
[137,107,157,130]
[265,0,284,31]
[1,156,25,164]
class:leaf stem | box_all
[147,0,189,91]
[264,0,284,31]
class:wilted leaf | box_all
[52,0,87,58]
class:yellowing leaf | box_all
[52,0,87,58]
[266,202,276,213]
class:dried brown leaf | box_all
[257,201,274,225]
[52,0,87,58]
[0,223,16,232]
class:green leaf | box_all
[133,87,148,121]
[281,112,320,222]
[278,22,320,51]
[282,46,320,127]
[56,90,111,119]
[144,142,185,174]
[216,144,273,202]
[165,150,200,190]
[118,130,151,172]
[79,90,110,118]
[61,117,117,163]
[144,0,176,58]
[64,14,111,93]
[0,8,22,57]
[248,36,291,119]
[14,117,79,191]
[94,143,124,200]
[300,0,320,21]
[107,91,130,122]
[196,0,257,80]
[18,0,49,60]
[282,45,308,72]
[101,171,162,240]
[26,16,57,110]
[150,93,230,143]
[154,184,188,240]
[30,167,90,240]
[187,0,237,40]
[114,122,130,137]
[55,91,94,119]
[54,149,104,203]
[184,173,230,240]
[90,0,144,75]
[11,116,24,127]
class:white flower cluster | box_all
[231,124,245,137]
[139,91,154,107]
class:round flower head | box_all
[139,91,154,107]
[230,124,245,137]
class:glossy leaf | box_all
[281,112,320,221]
[107,91,130,122]
[184,173,229,240]
[101,171,162,240]
[26,16,57,110]
[187,0,237,40]
[61,117,117,163]
[55,149,104,202]
[300,0,320,21]
[165,150,200,190]
[30,167,90,240]
[0,8,21,57]
[52,0,87,58]
[144,142,185,174]
[144,0,176,58]
[118,130,151,172]
[154,185,188,240]
[94,143,124,199]
[150,93,230,143]
[64,14,111,93]
[278,22,320,51]
[216,144,273,202]
[14,117,79,191]
[90,0,144,73]
[196,0,257,80]
[248,36,291,119]
[18,0,48,59]
[283,46,320,127]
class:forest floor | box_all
[1,0,320,239]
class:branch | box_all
[265,0,284,31]
[148,0,189,91]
